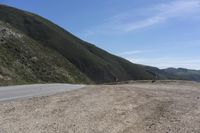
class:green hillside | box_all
[0,5,155,85]
[1,4,199,86]
[0,20,92,85]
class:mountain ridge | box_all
[0,4,154,85]
[0,4,200,85]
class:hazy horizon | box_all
[1,0,200,70]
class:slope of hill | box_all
[1,4,199,86]
[0,5,155,85]
[0,20,91,85]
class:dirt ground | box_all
[0,81,200,133]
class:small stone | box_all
[0,74,3,79]
[31,56,38,62]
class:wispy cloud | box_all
[127,57,200,70]
[118,40,200,70]
[119,49,155,55]
[83,0,200,36]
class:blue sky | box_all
[1,0,200,69]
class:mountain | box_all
[0,5,156,85]
[1,5,199,86]
[163,68,200,82]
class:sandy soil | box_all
[0,81,200,133]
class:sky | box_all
[1,0,200,69]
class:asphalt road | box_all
[0,84,85,101]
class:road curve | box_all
[0,84,85,102]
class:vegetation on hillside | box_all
[0,4,200,85]
[0,5,155,85]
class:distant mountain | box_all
[162,68,200,82]
[144,66,200,82]
[0,5,155,85]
